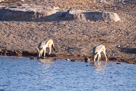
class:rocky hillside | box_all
[0,0,136,63]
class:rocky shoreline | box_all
[0,48,136,64]
[0,0,136,64]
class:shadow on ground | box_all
[119,47,136,54]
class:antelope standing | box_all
[36,39,55,57]
[91,44,108,64]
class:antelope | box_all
[91,44,108,64]
[36,39,55,57]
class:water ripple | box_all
[0,56,136,91]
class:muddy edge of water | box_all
[0,50,136,64]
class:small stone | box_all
[84,57,90,63]
[70,59,75,62]
[117,45,121,48]
[84,57,88,62]
[30,57,34,59]
[66,58,70,61]
[41,57,45,59]
[116,62,121,64]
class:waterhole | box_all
[0,56,136,91]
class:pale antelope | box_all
[91,44,108,64]
[36,39,55,57]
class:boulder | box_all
[65,9,121,22]
[0,0,4,2]
[0,4,61,21]
[0,0,24,2]
[0,4,120,22]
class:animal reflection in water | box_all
[90,61,107,70]
[37,58,56,63]
[91,44,108,65]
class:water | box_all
[0,56,136,91]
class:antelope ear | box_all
[91,51,93,54]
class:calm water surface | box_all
[0,56,136,91]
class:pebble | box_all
[117,45,121,48]
[84,57,90,63]
[30,57,34,59]
[70,59,75,62]
[116,62,121,64]
[66,58,70,61]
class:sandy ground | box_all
[0,0,136,63]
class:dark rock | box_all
[70,59,75,62]
[84,57,90,63]
[116,62,121,64]
[30,57,34,59]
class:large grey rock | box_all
[0,4,120,22]
[65,9,121,22]
[0,4,61,21]
[0,0,24,2]
[0,0,4,2]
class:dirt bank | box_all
[0,0,136,64]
